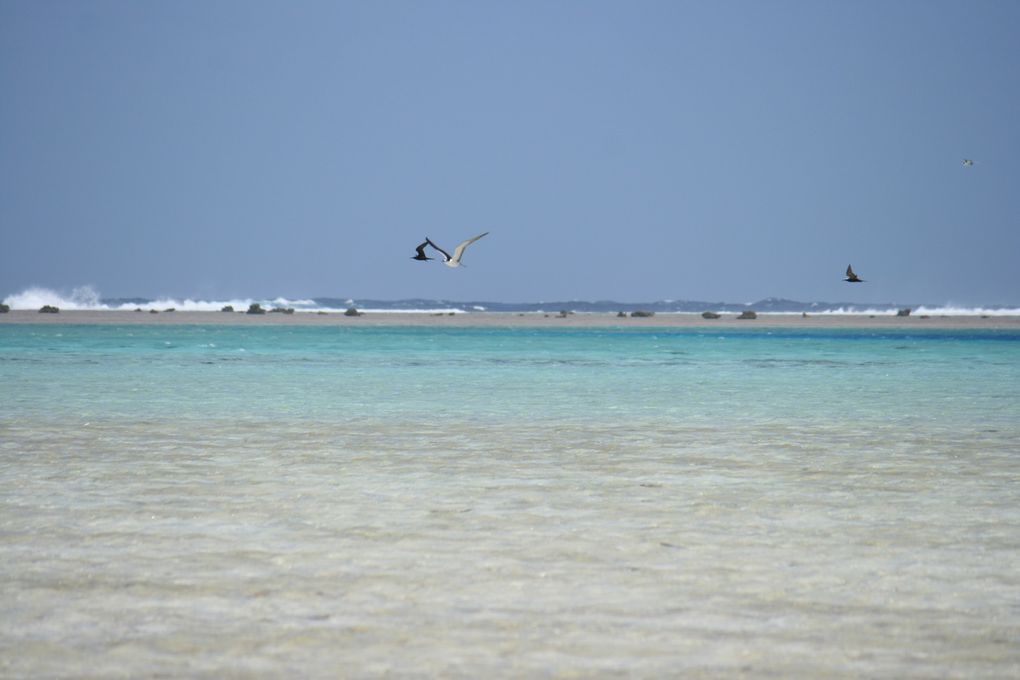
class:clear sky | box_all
[2,0,1018,305]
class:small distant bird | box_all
[962,159,975,167]
[426,232,489,268]
[411,240,433,261]
[844,264,865,283]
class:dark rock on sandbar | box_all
[0,303,9,313]
[344,307,363,316]
[39,305,59,313]
[631,310,655,317]
[737,310,757,319]
[617,311,627,318]
[269,307,295,314]
[896,308,911,317]
[221,305,234,313]
[701,311,721,319]
[247,303,266,315]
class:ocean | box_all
[1,323,1018,677]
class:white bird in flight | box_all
[426,232,489,268]
[962,159,975,167]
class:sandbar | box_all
[2,309,1018,329]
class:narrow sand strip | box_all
[2,309,1018,329]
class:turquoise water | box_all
[2,324,1019,677]
[4,324,1018,426]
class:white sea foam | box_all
[813,305,1020,317]
[911,304,1020,317]
[798,308,902,316]
[2,286,1018,316]
[108,298,249,312]
[109,296,322,312]
[2,286,105,310]
[1,287,332,313]
[0,286,471,314]
[356,308,469,314]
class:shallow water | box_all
[2,325,1019,677]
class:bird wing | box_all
[846,264,855,278]
[425,238,451,261]
[414,241,429,258]
[450,232,489,263]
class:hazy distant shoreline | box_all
[3,309,1019,329]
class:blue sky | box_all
[2,0,1018,305]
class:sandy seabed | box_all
[2,309,1019,330]
[2,309,1019,678]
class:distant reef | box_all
[85,295,1015,315]
[307,296,926,314]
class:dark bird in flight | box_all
[411,240,433,261]
[844,264,865,283]
[426,232,489,268]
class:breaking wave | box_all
[1,287,324,313]
[813,305,1020,317]
[2,286,1018,316]
[3,286,105,311]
